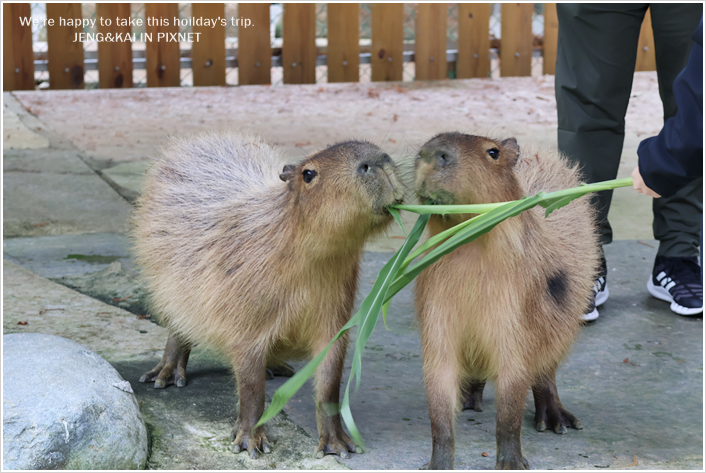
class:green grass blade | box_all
[255,313,360,429]
[393,203,505,215]
[388,207,406,236]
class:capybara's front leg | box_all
[139,333,191,388]
[314,337,357,459]
[461,379,487,412]
[532,369,582,434]
[230,350,270,459]
[423,366,458,470]
[495,376,530,470]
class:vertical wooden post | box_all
[3,3,35,91]
[635,8,656,72]
[415,3,447,81]
[96,3,133,88]
[282,3,316,84]
[500,3,533,77]
[145,3,180,87]
[371,3,403,82]
[542,3,558,75]
[192,3,225,86]
[46,3,85,89]
[327,3,359,83]
[238,3,271,85]
[457,3,490,79]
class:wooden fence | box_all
[2,3,657,91]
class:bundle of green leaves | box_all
[256,177,633,448]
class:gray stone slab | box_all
[3,148,94,174]
[100,160,151,202]
[3,232,134,278]
[3,260,166,363]
[263,240,703,470]
[2,107,49,150]
[3,169,131,237]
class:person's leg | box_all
[555,3,648,245]
[652,179,703,257]
[648,4,703,259]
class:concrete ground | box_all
[2,73,702,470]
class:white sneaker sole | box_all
[581,307,599,322]
[595,285,609,307]
[647,278,703,316]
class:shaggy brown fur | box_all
[413,133,599,470]
[132,132,404,459]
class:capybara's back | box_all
[133,132,292,348]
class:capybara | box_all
[413,133,599,469]
[132,132,404,459]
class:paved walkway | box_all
[2,78,702,470]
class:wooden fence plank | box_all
[635,8,656,72]
[542,3,558,75]
[3,3,35,91]
[96,3,133,88]
[191,3,225,86]
[415,3,447,81]
[371,3,403,82]
[457,3,490,79]
[282,3,316,84]
[500,3,533,77]
[46,3,85,89]
[238,3,271,85]
[327,3,359,83]
[145,3,180,87]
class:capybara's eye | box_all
[487,148,500,160]
[302,169,317,183]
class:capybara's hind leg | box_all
[532,369,582,434]
[265,358,296,379]
[495,376,530,470]
[314,338,357,459]
[422,366,458,470]
[230,350,270,459]
[461,379,487,412]
[139,333,191,388]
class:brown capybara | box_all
[132,132,404,459]
[413,133,599,469]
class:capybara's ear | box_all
[279,164,296,182]
[501,137,520,166]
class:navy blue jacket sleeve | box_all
[637,18,703,198]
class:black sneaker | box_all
[582,256,609,322]
[647,256,703,317]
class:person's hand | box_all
[632,167,661,198]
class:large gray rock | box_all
[3,333,148,469]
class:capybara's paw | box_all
[315,430,358,459]
[230,425,271,459]
[535,404,582,434]
[495,453,529,470]
[462,392,483,412]
[138,364,187,389]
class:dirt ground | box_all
[14,72,664,167]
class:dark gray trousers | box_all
[555,3,703,257]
